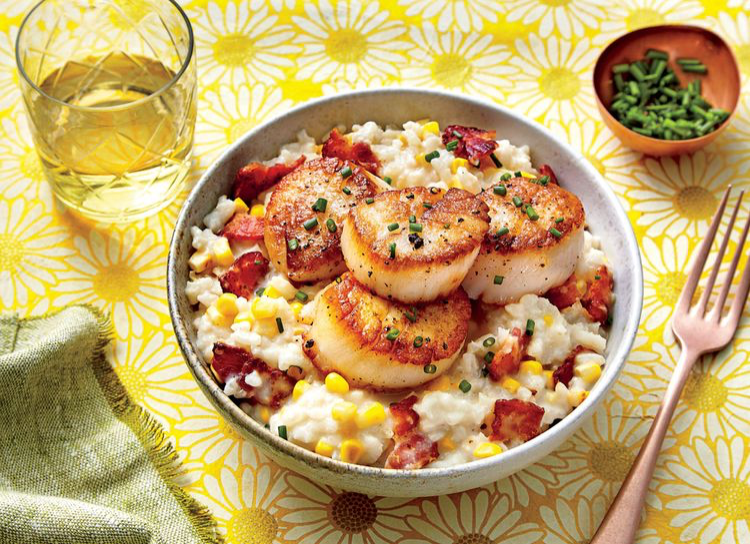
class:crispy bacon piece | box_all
[490,399,544,443]
[538,164,558,185]
[582,266,613,323]
[385,396,439,470]
[552,345,587,388]
[546,274,580,310]
[321,128,380,174]
[221,213,265,242]
[442,125,498,164]
[219,251,269,299]
[487,327,529,381]
[212,343,296,408]
[233,156,306,203]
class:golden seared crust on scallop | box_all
[340,187,489,303]
[303,272,471,391]
[264,157,378,283]
[463,176,585,304]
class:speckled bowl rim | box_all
[168,88,643,486]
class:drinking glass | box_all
[16,0,196,222]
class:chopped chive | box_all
[303,218,318,231]
[538,175,550,186]
[386,328,400,341]
[526,206,539,221]
[255,287,265,297]
[493,184,507,196]
[425,150,440,162]
[646,48,668,60]
[612,63,630,73]
[512,196,523,207]
[387,222,399,231]
[550,227,562,238]
[446,140,459,151]
[383,176,392,185]
[423,363,436,373]
[500,172,512,181]
[389,242,396,259]
[288,238,299,251]
[408,214,416,223]
[326,218,337,233]
[595,274,601,280]
[681,64,707,73]
[409,223,423,232]
[606,314,614,326]
[405,307,418,323]
[342,186,351,195]
[458,380,472,393]
[497,226,509,236]
[514,171,521,177]
[340,166,353,178]
[295,290,308,302]
[414,336,424,348]
[484,351,495,364]
[254,260,262,265]
[276,317,284,333]
[525,319,535,336]
[677,57,702,65]
[312,197,327,212]
[483,337,496,348]
[277,425,287,440]
[406,193,414,199]
[494,275,504,285]
[452,129,463,138]
[365,197,374,204]
[490,154,502,168]
[555,217,564,224]
[423,203,433,209]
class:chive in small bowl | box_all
[593,24,740,156]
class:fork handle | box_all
[590,348,698,544]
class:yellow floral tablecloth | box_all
[2,0,750,542]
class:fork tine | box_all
[728,245,750,326]
[697,191,744,316]
[713,203,750,319]
[675,186,732,316]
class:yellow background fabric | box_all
[2,0,750,542]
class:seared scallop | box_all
[463,176,585,304]
[304,272,471,391]
[264,157,379,283]
[340,187,489,303]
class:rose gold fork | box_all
[591,186,750,544]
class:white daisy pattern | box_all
[0,27,20,113]
[502,0,605,39]
[593,0,704,46]
[495,455,566,508]
[709,11,750,80]
[506,34,599,123]
[292,0,410,84]
[402,22,517,103]
[0,110,52,201]
[539,496,607,544]
[397,0,498,33]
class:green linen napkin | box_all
[0,306,222,544]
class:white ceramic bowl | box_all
[167,88,643,497]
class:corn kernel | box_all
[233,311,254,327]
[325,372,350,394]
[212,237,234,267]
[234,197,249,214]
[263,285,282,299]
[331,401,358,422]
[502,377,521,394]
[188,251,212,273]
[290,301,304,318]
[520,171,536,179]
[439,435,455,452]
[415,153,427,166]
[254,318,279,337]
[215,293,239,317]
[293,380,310,400]
[250,204,266,217]
[340,438,364,464]
[421,121,440,137]
[544,370,554,389]
[251,297,276,319]
[207,305,233,328]
[398,134,409,146]
[520,360,543,375]
[544,314,554,327]
[576,279,588,294]
[473,442,504,458]
[259,407,271,423]
[451,158,469,174]
[315,439,334,457]
[449,176,464,190]
[575,363,602,383]
[355,402,386,429]
[568,390,589,407]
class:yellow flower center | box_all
[108,0,149,29]
[0,233,25,272]
[491,15,530,44]
[327,492,377,533]
[588,441,634,482]
[735,44,750,77]
[431,53,473,88]
[92,263,139,302]
[539,68,580,100]
[117,365,147,403]
[228,118,256,143]
[213,33,256,67]
[228,507,278,544]
[655,271,686,306]
[455,534,492,544]
[684,371,728,412]
[21,150,44,180]
[626,9,665,31]
[675,186,717,221]
[710,479,750,520]
[325,29,368,64]
[280,75,323,102]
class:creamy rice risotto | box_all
[187,120,614,469]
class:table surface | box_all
[3,0,750,542]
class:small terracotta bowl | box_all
[593,24,741,156]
